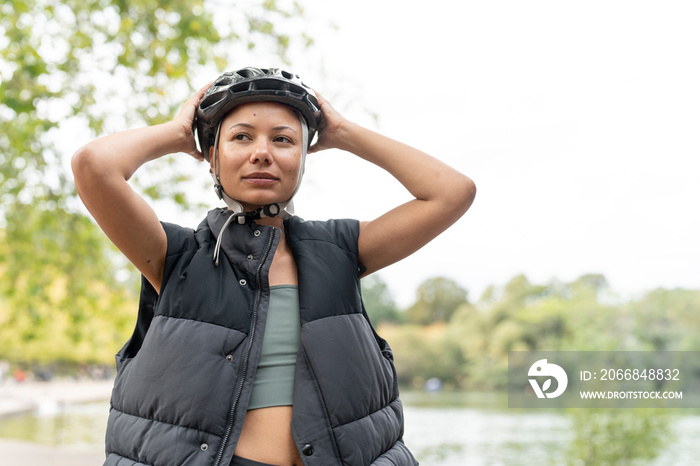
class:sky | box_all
[64,0,700,307]
[288,0,700,306]
[242,0,700,305]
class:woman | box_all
[73,68,476,466]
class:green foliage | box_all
[0,0,308,214]
[379,273,689,464]
[381,323,463,388]
[405,276,468,325]
[627,288,700,351]
[0,0,311,364]
[0,202,137,363]
[566,408,671,466]
[361,274,403,325]
[381,274,700,391]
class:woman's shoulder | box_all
[286,216,361,250]
[159,211,216,257]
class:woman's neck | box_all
[254,216,284,229]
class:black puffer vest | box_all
[104,208,418,466]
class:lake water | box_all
[2,391,700,464]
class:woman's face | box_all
[212,102,303,212]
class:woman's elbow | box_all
[71,145,103,192]
[451,174,477,216]
[72,145,92,175]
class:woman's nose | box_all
[250,138,272,164]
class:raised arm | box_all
[72,84,209,290]
[310,93,476,276]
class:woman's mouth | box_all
[243,172,278,186]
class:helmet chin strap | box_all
[210,113,309,265]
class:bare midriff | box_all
[234,406,303,466]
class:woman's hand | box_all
[309,92,352,153]
[171,82,212,161]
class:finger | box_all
[184,81,214,134]
[185,81,214,110]
[195,80,214,99]
[309,137,330,154]
[191,148,205,162]
[308,141,321,154]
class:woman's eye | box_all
[274,136,292,143]
[233,134,249,141]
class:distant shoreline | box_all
[0,378,113,418]
[0,378,113,465]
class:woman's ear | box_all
[209,146,216,173]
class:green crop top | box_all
[247,285,301,410]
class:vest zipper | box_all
[214,228,276,466]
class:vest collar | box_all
[206,208,280,274]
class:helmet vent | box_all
[229,82,251,93]
[216,76,233,86]
[236,68,256,78]
[259,79,286,91]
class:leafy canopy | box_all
[0,0,311,364]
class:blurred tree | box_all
[566,408,670,466]
[373,273,700,390]
[1,0,311,214]
[379,323,462,388]
[439,273,623,389]
[0,0,313,364]
[483,274,548,328]
[405,277,468,325]
[557,274,624,351]
[571,273,609,295]
[0,202,136,363]
[627,288,700,351]
[447,303,491,388]
[361,274,403,324]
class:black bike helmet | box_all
[195,68,321,261]
[196,67,321,160]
